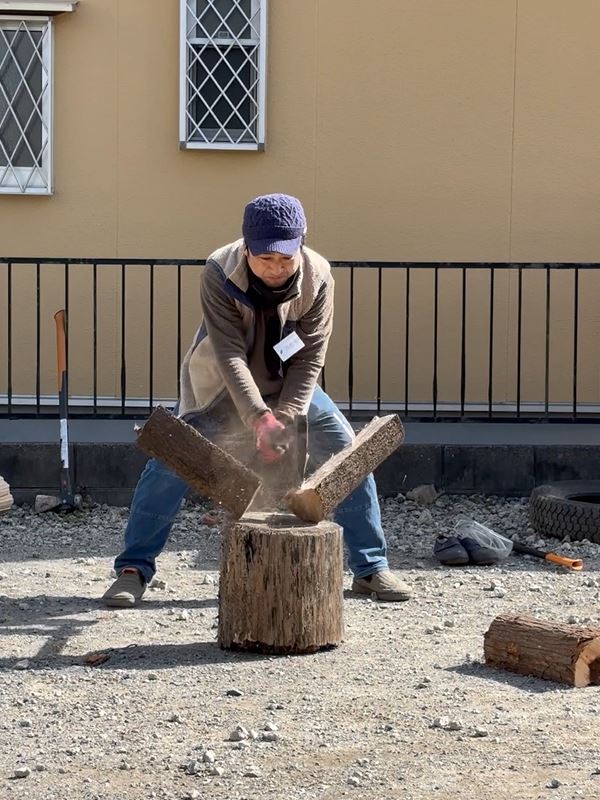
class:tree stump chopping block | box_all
[218,512,344,654]
[136,406,261,518]
[286,414,404,523]
[484,613,600,687]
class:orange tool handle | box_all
[54,310,67,390]
[545,553,583,571]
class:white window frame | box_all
[179,0,267,151]
[0,14,52,194]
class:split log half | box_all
[484,613,600,687]
[218,512,344,654]
[286,414,404,523]
[136,406,261,518]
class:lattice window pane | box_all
[194,0,254,39]
[180,0,266,150]
[0,18,52,194]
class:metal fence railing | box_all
[1,258,600,421]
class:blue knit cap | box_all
[242,193,307,256]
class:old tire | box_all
[529,481,600,544]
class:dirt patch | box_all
[0,495,599,799]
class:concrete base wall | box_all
[2,441,600,506]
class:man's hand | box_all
[274,409,295,427]
[252,412,288,464]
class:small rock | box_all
[229,725,249,741]
[431,716,462,731]
[209,766,225,777]
[406,484,439,505]
[226,688,244,697]
[244,766,261,777]
[470,727,488,738]
[263,722,278,732]
[19,719,32,728]
[34,495,60,513]
[149,578,167,590]
[168,713,183,724]
[261,731,279,742]
[547,778,561,789]
[185,760,203,775]
[348,776,361,787]
[202,574,217,585]
[13,767,30,779]
[15,660,30,670]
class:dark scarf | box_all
[246,268,300,378]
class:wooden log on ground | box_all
[484,613,600,687]
[136,406,261,518]
[286,414,404,523]
[218,512,344,654]
[0,475,13,513]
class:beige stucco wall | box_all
[1,0,600,410]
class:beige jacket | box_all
[178,239,334,425]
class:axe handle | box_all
[512,541,583,571]
[53,310,73,500]
[54,310,67,392]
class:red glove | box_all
[252,412,287,464]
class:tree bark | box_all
[136,406,261,518]
[286,414,405,523]
[218,512,344,654]
[484,613,600,687]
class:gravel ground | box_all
[1,493,599,800]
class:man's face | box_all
[246,249,301,287]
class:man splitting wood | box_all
[102,194,411,607]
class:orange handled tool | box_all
[512,541,583,571]
[53,310,77,511]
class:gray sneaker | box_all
[352,569,411,602]
[102,568,146,608]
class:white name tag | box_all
[273,331,304,361]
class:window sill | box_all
[181,141,265,152]
[0,1,77,14]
